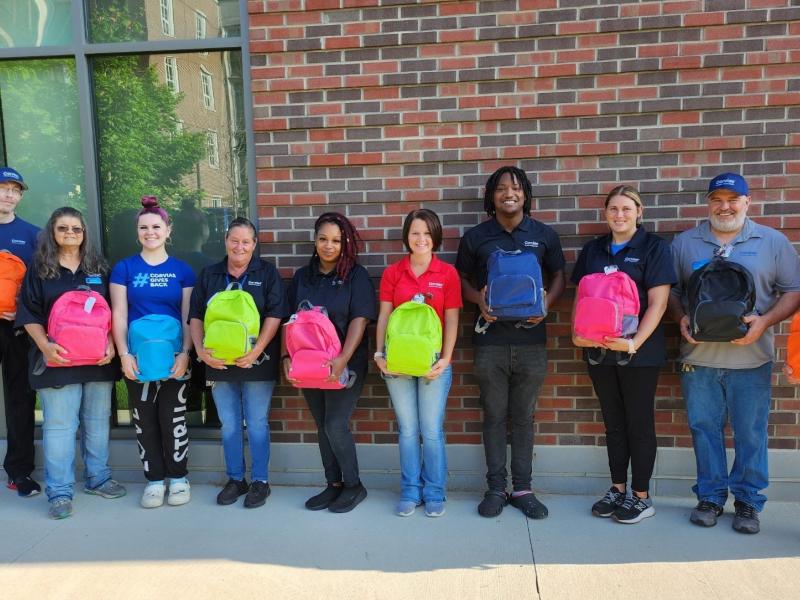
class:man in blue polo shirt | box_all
[456,166,565,520]
[0,167,41,497]
[668,173,800,534]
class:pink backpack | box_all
[573,269,640,344]
[47,289,112,367]
[284,302,353,390]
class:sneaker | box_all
[217,478,249,505]
[167,480,191,506]
[244,481,271,509]
[732,500,760,534]
[395,499,420,517]
[84,479,126,499]
[48,497,73,520]
[613,495,655,524]
[591,486,626,518]
[424,500,446,518]
[305,484,343,511]
[328,482,367,513]
[141,482,166,509]
[8,476,41,498]
[690,500,724,527]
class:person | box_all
[455,166,565,519]
[283,212,376,513]
[189,217,288,509]
[668,173,800,534]
[571,185,676,524]
[0,167,40,497]
[374,209,461,518]
[16,207,126,519]
[110,196,195,508]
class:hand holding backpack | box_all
[203,276,261,364]
[785,312,799,378]
[476,248,545,333]
[385,294,442,377]
[46,287,112,366]
[687,257,756,342]
[574,267,640,344]
[128,314,183,382]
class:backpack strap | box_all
[224,273,247,290]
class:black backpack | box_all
[687,258,756,342]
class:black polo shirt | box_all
[455,216,565,346]
[571,226,677,367]
[286,260,377,373]
[189,255,289,382]
[15,265,119,390]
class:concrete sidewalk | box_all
[0,484,798,600]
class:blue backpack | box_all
[485,248,545,322]
[128,314,183,382]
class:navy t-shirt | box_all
[455,216,565,346]
[286,260,377,373]
[110,254,196,324]
[0,216,40,264]
[571,226,677,367]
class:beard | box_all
[710,211,746,233]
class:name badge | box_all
[85,276,102,285]
[603,265,618,275]
[691,259,710,271]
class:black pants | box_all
[587,364,660,493]
[473,345,547,492]
[0,320,36,481]
[302,367,365,488]
[127,378,190,481]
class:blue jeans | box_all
[40,382,113,501]
[385,365,452,503]
[212,380,275,481]
[680,362,771,511]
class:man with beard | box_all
[668,173,800,534]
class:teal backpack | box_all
[204,277,261,364]
[385,295,442,377]
[128,314,183,382]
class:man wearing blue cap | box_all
[668,173,800,534]
[0,167,41,497]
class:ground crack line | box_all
[8,523,62,564]
[525,517,542,600]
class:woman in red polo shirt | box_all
[374,209,462,518]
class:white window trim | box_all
[160,0,174,37]
[207,130,220,169]
[200,67,214,111]
[195,11,207,40]
[164,56,179,93]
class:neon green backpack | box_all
[203,278,261,364]
[385,295,442,377]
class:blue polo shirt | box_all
[455,216,565,346]
[572,226,677,367]
[0,216,40,264]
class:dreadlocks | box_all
[483,166,534,217]
[311,212,361,282]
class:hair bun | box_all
[141,195,159,209]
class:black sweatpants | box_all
[127,378,190,481]
[587,364,660,493]
[0,320,36,481]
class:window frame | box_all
[160,0,175,38]
[206,129,220,168]
[164,56,179,93]
[200,66,214,110]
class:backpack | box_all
[786,312,800,377]
[574,268,641,344]
[128,314,183,382]
[479,249,544,332]
[0,251,26,313]
[46,288,111,367]
[385,295,442,377]
[284,301,352,389]
[203,278,261,364]
[687,258,756,342]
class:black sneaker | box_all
[732,500,760,534]
[8,476,41,498]
[216,478,248,505]
[613,495,655,524]
[689,500,724,527]
[244,481,271,509]
[328,482,367,513]
[591,486,626,518]
[305,484,343,511]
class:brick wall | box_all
[247,0,800,449]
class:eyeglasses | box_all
[0,188,23,199]
[55,225,85,234]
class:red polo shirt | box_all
[379,254,462,326]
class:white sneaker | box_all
[141,482,166,508]
[167,480,191,506]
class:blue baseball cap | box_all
[707,172,748,197]
[0,167,28,191]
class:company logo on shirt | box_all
[10,239,26,245]
[523,241,539,248]
[623,257,640,263]
[133,272,177,288]
[428,282,444,289]
[248,280,262,287]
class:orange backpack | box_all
[0,251,26,313]
[788,312,800,377]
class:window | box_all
[164,57,178,93]
[160,0,174,37]
[210,195,223,208]
[200,68,214,110]
[207,130,219,168]
[195,12,207,40]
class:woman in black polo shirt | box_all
[16,207,125,520]
[283,212,376,513]
[571,185,677,524]
[189,217,289,509]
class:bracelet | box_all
[374,351,386,360]
[119,352,131,358]
[627,339,637,355]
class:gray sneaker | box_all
[690,500,723,527]
[84,479,127,499]
[49,497,73,519]
[732,501,760,534]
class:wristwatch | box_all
[374,351,386,360]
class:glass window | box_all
[0,59,86,226]
[164,56,179,93]
[160,0,175,37]
[206,130,219,168]
[0,0,72,48]
[200,67,214,110]
[195,11,207,39]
